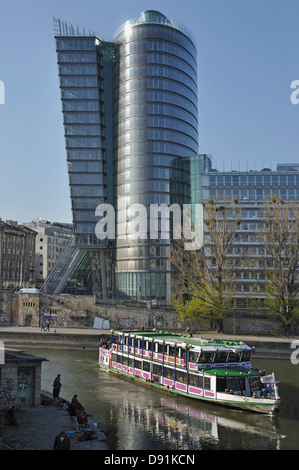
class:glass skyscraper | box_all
[53,10,198,303]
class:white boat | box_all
[98,330,281,415]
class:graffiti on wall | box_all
[0,378,16,409]
[118,318,137,329]
[41,311,71,328]
[153,315,167,329]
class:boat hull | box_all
[98,361,280,415]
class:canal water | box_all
[28,348,299,451]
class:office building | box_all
[0,219,37,291]
[199,158,299,308]
[23,219,73,288]
[52,10,198,303]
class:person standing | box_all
[68,402,79,432]
[53,374,62,404]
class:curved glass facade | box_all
[113,11,198,302]
[55,11,198,303]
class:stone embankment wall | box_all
[0,329,294,360]
[1,291,298,337]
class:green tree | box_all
[171,198,242,332]
[258,198,299,335]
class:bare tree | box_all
[258,197,299,335]
[171,198,243,332]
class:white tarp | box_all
[93,317,110,330]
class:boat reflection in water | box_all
[105,384,285,450]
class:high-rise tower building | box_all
[51,10,198,303]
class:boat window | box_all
[168,345,176,356]
[176,370,187,384]
[242,350,251,361]
[143,361,151,372]
[117,354,123,363]
[189,373,203,388]
[157,343,164,354]
[129,358,134,367]
[153,363,162,376]
[164,366,174,380]
[214,351,228,363]
[135,359,142,370]
[216,377,227,392]
[227,350,242,362]
[145,341,152,350]
[204,376,211,390]
[112,353,117,362]
[228,377,245,393]
[248,376,262,391]
[189,351,199,362]
[198,351,214,363]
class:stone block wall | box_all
[0,357,43,409]
[2,291,298,335]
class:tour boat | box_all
[98,330,281,415]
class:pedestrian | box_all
[71,394,89,428]
[67,402,79,432]
[185,326,192,337]
[46,320,50,332]
[53,431,71,450]
[53,374,62,404]
[71,394,82,409]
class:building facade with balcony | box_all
[199,158,299,309]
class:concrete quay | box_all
[0,325,103,351]
[0,325,297,359]
[3,399,109,451]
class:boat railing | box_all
[110,340,252,371]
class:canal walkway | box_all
[2,398,109,450]
[0,324,297,342]
[0,325,296,358]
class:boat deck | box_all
[116,330,246,348]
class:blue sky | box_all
[0,0,298,223]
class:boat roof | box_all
[113,330,252,351]
[203,367,260,377]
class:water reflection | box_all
[28,349,297,450]
[103,388,284,450]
